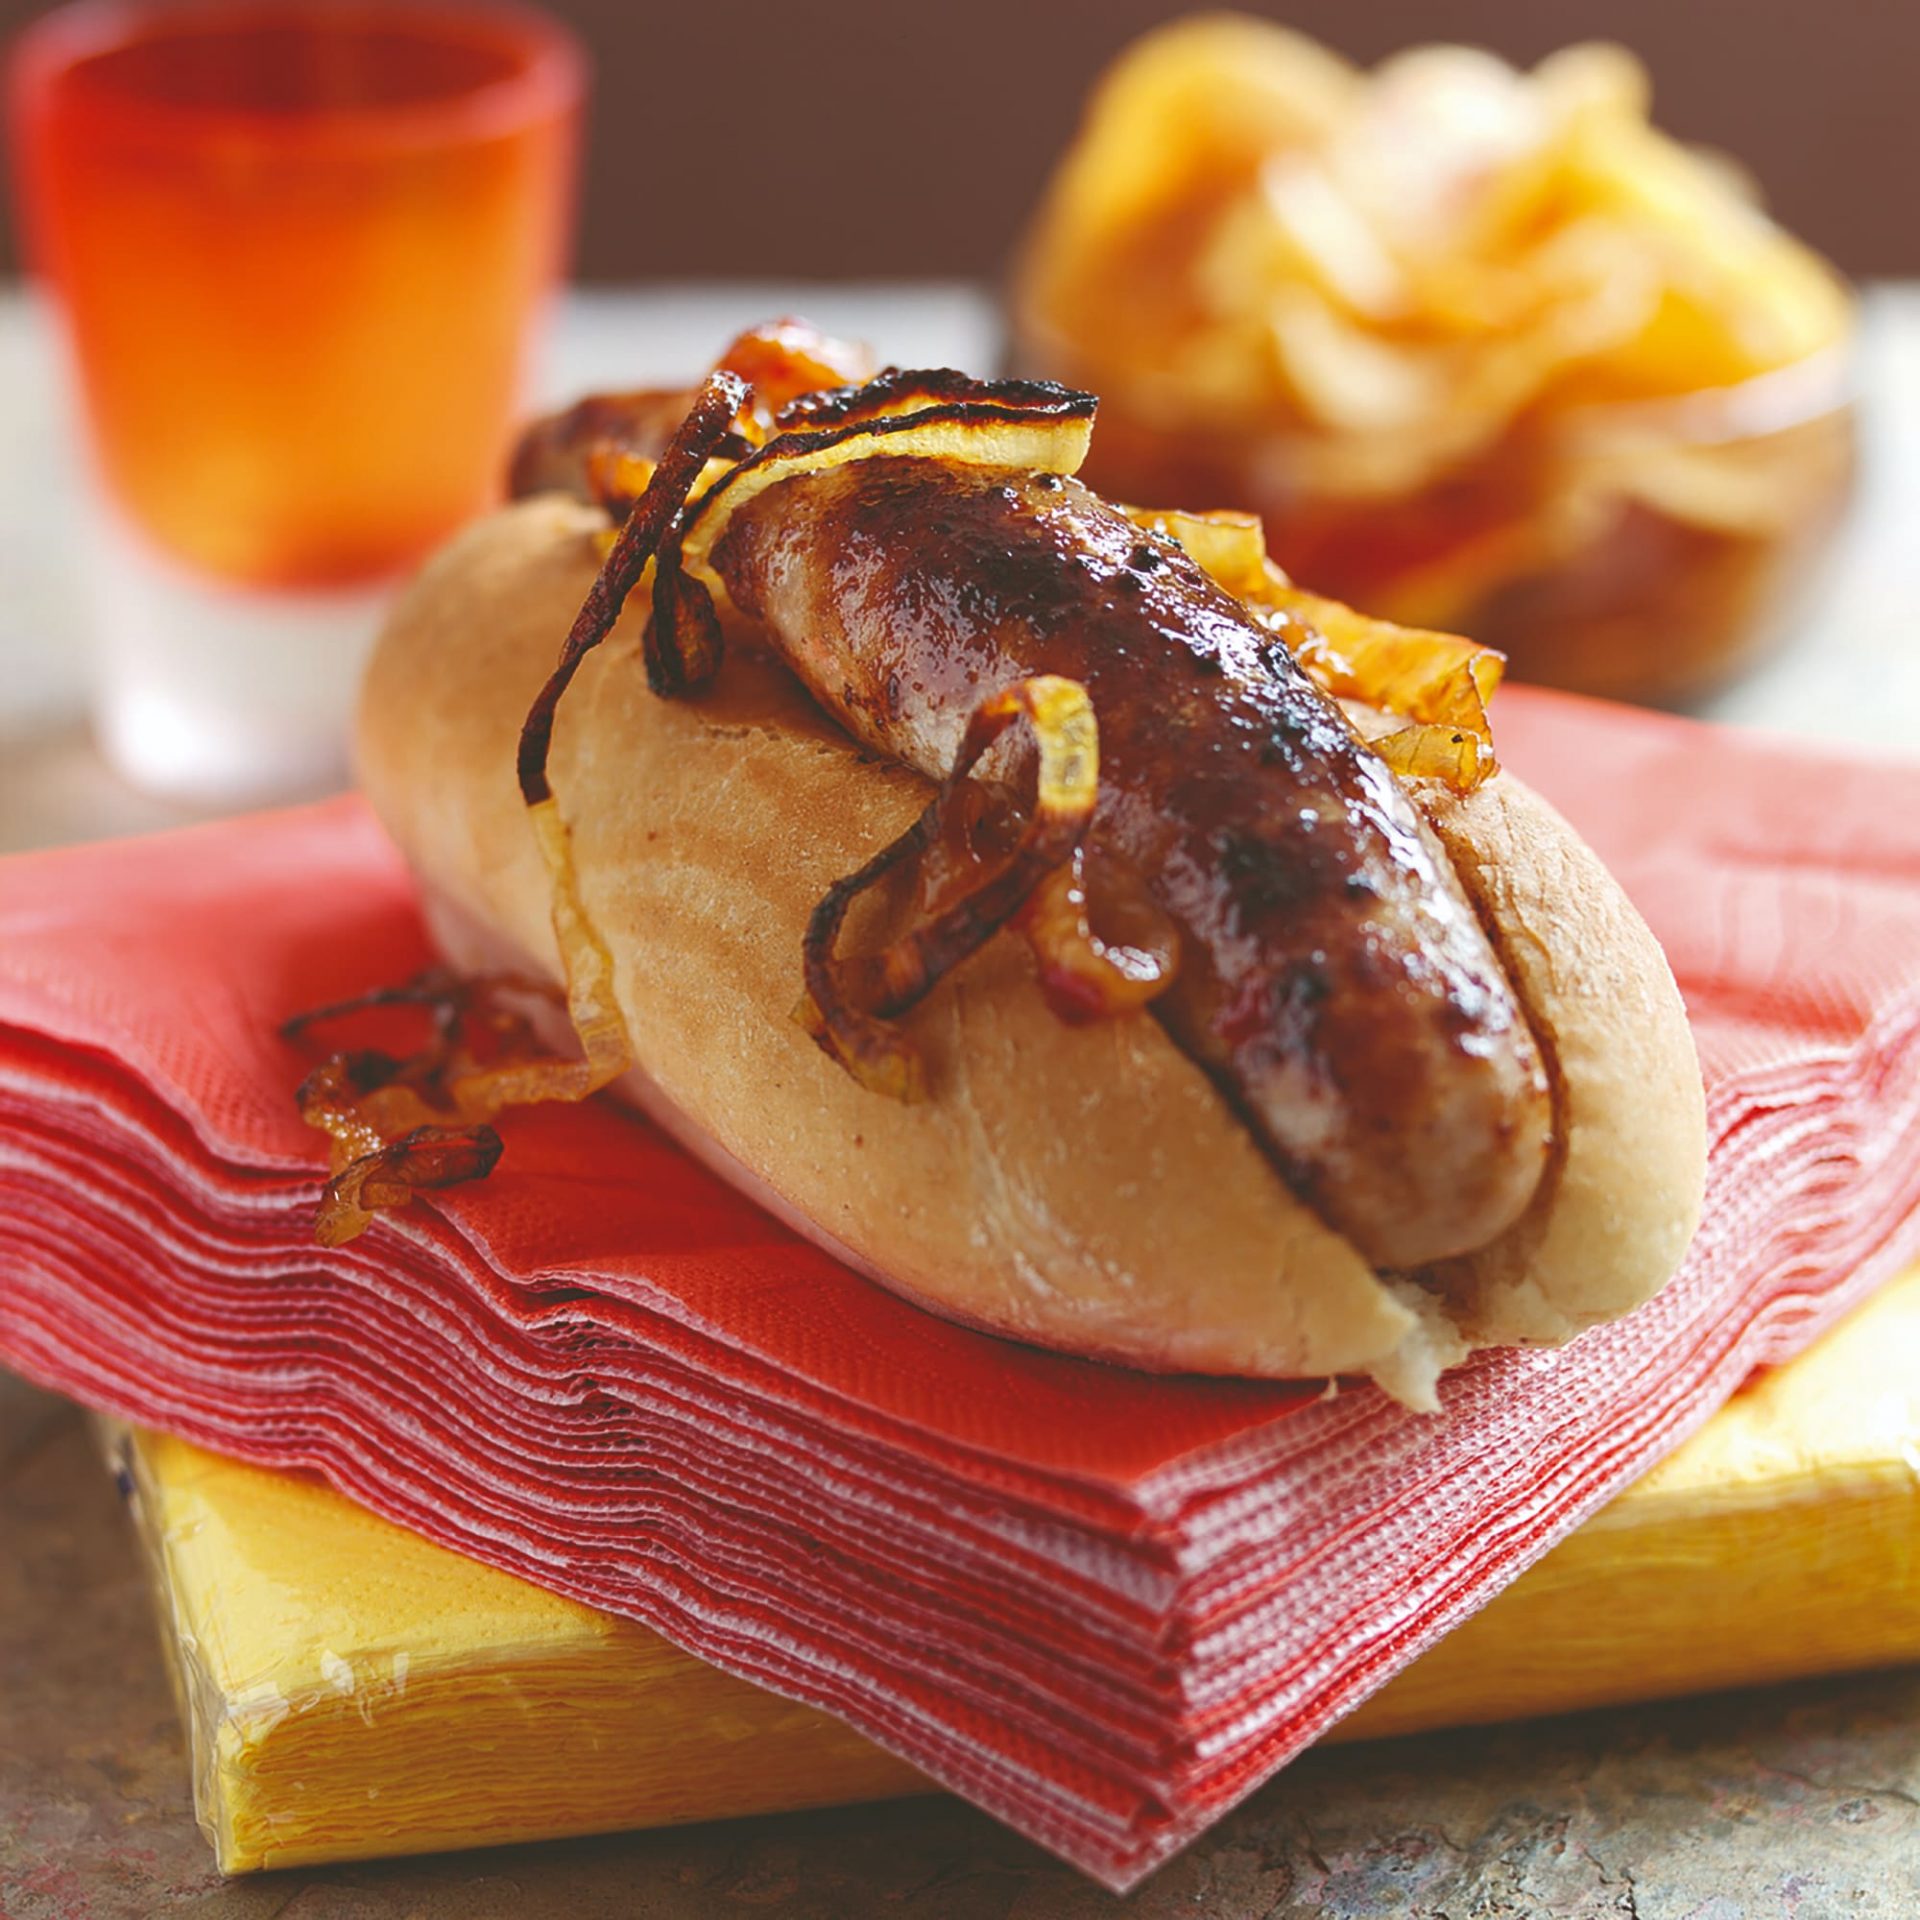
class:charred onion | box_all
[285,971,581,1243]
[1123,505,1506,789]
[797,675,1100,1100]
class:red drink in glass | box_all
[7,1,585,793]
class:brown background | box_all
[0,0,1910,281]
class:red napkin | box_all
[2,686,1918,1889]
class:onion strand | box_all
[797,675,1100,1100]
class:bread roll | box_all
[356,494,1706,1406]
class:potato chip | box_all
[1015,19,1852,495]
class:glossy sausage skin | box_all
[711,458,1553,1270]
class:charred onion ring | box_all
[633,368,1111,1099]
[775,367,1098,433]
[517,368,748,807]
[650,376,1098,697]
[285,971,581,1243]
[797,675,1099,1100]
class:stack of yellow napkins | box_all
[120,1265,1920,1873]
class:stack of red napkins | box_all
[3,687,1919,1889]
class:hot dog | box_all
[342,324,1706,1407]
[712,453,1552,1271]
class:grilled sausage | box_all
[709,456,1553,1269]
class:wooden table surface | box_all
[3,284,1919,1919]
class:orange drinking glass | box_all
[7,0,584,795]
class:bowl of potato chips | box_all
[1012,17,1856,705]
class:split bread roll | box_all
[356,494,1707,1407]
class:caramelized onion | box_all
[517,368,748,807]
[285,972,583,1243]
[797,675,1100,1100]
[1015,848,1181,1025]
[646,375,1096,700]
[482,370,751,1224]
[674,380,1097,605]
[1120,505,1272,603]
[505,321,868,512]
[776,367,1099,433]
[580,446,656,521]
[716,318,876,440]
[313,1127,505,1249]
[1125,504,1505,790]
[1274,582,1505,788]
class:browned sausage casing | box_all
[711,457,1553,1271]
